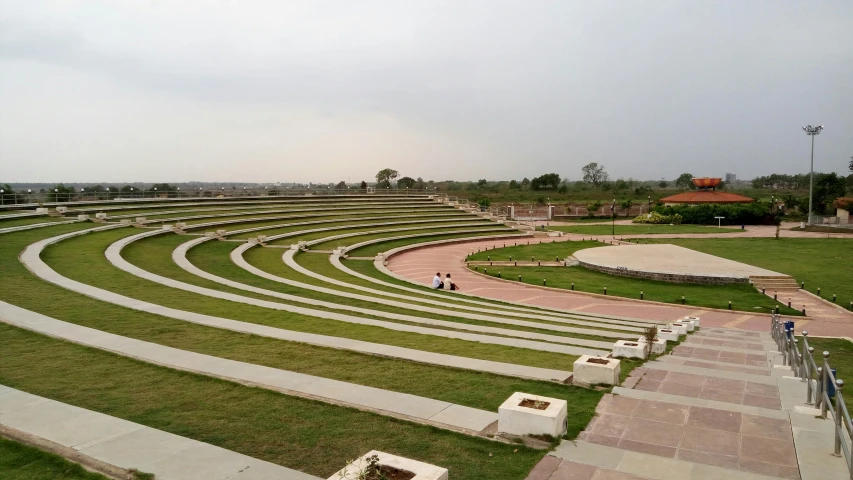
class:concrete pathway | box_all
[0,384,320,480]
[18,227,573,382]
[0,301,498,434]
[0,219,82,235]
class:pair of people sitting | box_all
[432,272,459,291]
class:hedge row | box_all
[653,203,778,225]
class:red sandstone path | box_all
[386,227,853,337]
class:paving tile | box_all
[634,380,662,392]
[523,455,562,480]
[592,414,631,438]
[633,400,689,425]
[607,396,640,416]
[744,382,778,397]
[665,372,706,387]
[592,470,651,480]
[617,451,694,480]
[642,369,669,381]
[622,418,684,447]
[680,427,739,456]
[704,377,746,393]
[742,394,781,410]
[658,382,702,398]
[676,448,740,470]
[686,407,742,433]
[739,435,797,466]
[617,438,677,458]
[544,460,596,480]
[738,459,801,479]
[698,389,744,404]
[740,414,792,439]
[586,433,621,448]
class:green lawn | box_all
[0,437,114,480]
[0,217,69,228]
[468,265,800,316]
[804,337,853,385]
[640,238,853,307]
[0,324,572,480]
[549,224,740,235]
[348,228,517,257]
[466,240,603,262]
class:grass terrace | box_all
[0,436,117,480]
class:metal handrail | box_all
[772,316,853,475]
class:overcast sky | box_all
[1,1,851,184]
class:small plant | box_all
[642,326,659,357]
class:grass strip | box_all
[468,265,801,316]
[0,436,113,480]
[0,323,588,480]
[466,240,603,262]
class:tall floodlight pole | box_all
[611,199,616,237]
[802,125,824,225]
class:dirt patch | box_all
[518,398,550,410]
[369,465,416,480]
[586,357,610,365]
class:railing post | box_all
[834,379,843,457]
[822,352,830,419]
[807,346,815,404]
[816,367,824,410]
[801,331,809,382]
[792,337,799,376]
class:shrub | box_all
[632,212,682,224]
[652,203,773,225]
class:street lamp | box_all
[802,125,824,225]
[648,195,651,214]
[611,199,616,237]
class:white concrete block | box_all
[547,231,563,237]
[204,232,218,238]
[77,214,89,221]
[572,355,620,386]
[135,217,147,224]
[216,229,226,236]
[681,320,695,332]
[684,316,701,327]
[56,206,68,214]
[289,244,301,250]
[120,219,132,225]
[328,450,448,480]
[162,225,173,231]
[257,235,267,243]
[657,328,680,342]
[175,222,187,229]
[35,208,49,214]
[95,212,107,219]
[498,392,568,438]
[637,337,667,355]
[611,340,647,359]
[668,323,688,335]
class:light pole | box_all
[802,125,824,225]
[611,198,616,237]
[648,195,651,214]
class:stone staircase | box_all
[749,275,800,291]
[525,326,848,480]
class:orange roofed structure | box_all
[660,178,754,205]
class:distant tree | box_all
[375,168,399,188]
[658,180,668,189]
[521,177,530,188]
[581,162,609,187]
[477,179,487,188]
[782,194,799,210]
[397,177,416,189]
[634,186,652,195]
[849,156,853,172]
[601,182,612,192]
[119,185,135,193]
[530,173,561,190]
[415,177,426,189]
[150,183,177,192]
[620,199,633,215]
[557,184,568,194]
[46,183,75,202]
[335,181,347,190]
[614,179,629,191]
[814,173,848,213]
[359,180,368,190]
[509,180,520,190]
[675,173,695,189]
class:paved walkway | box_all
[386,236,853,337]
[0,384,319,480]
[0,219,81,235]
[526,326,848,480]
[0,300,498,434]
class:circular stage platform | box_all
[573,244,785,284]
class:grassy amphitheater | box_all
[0,194,672,480]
